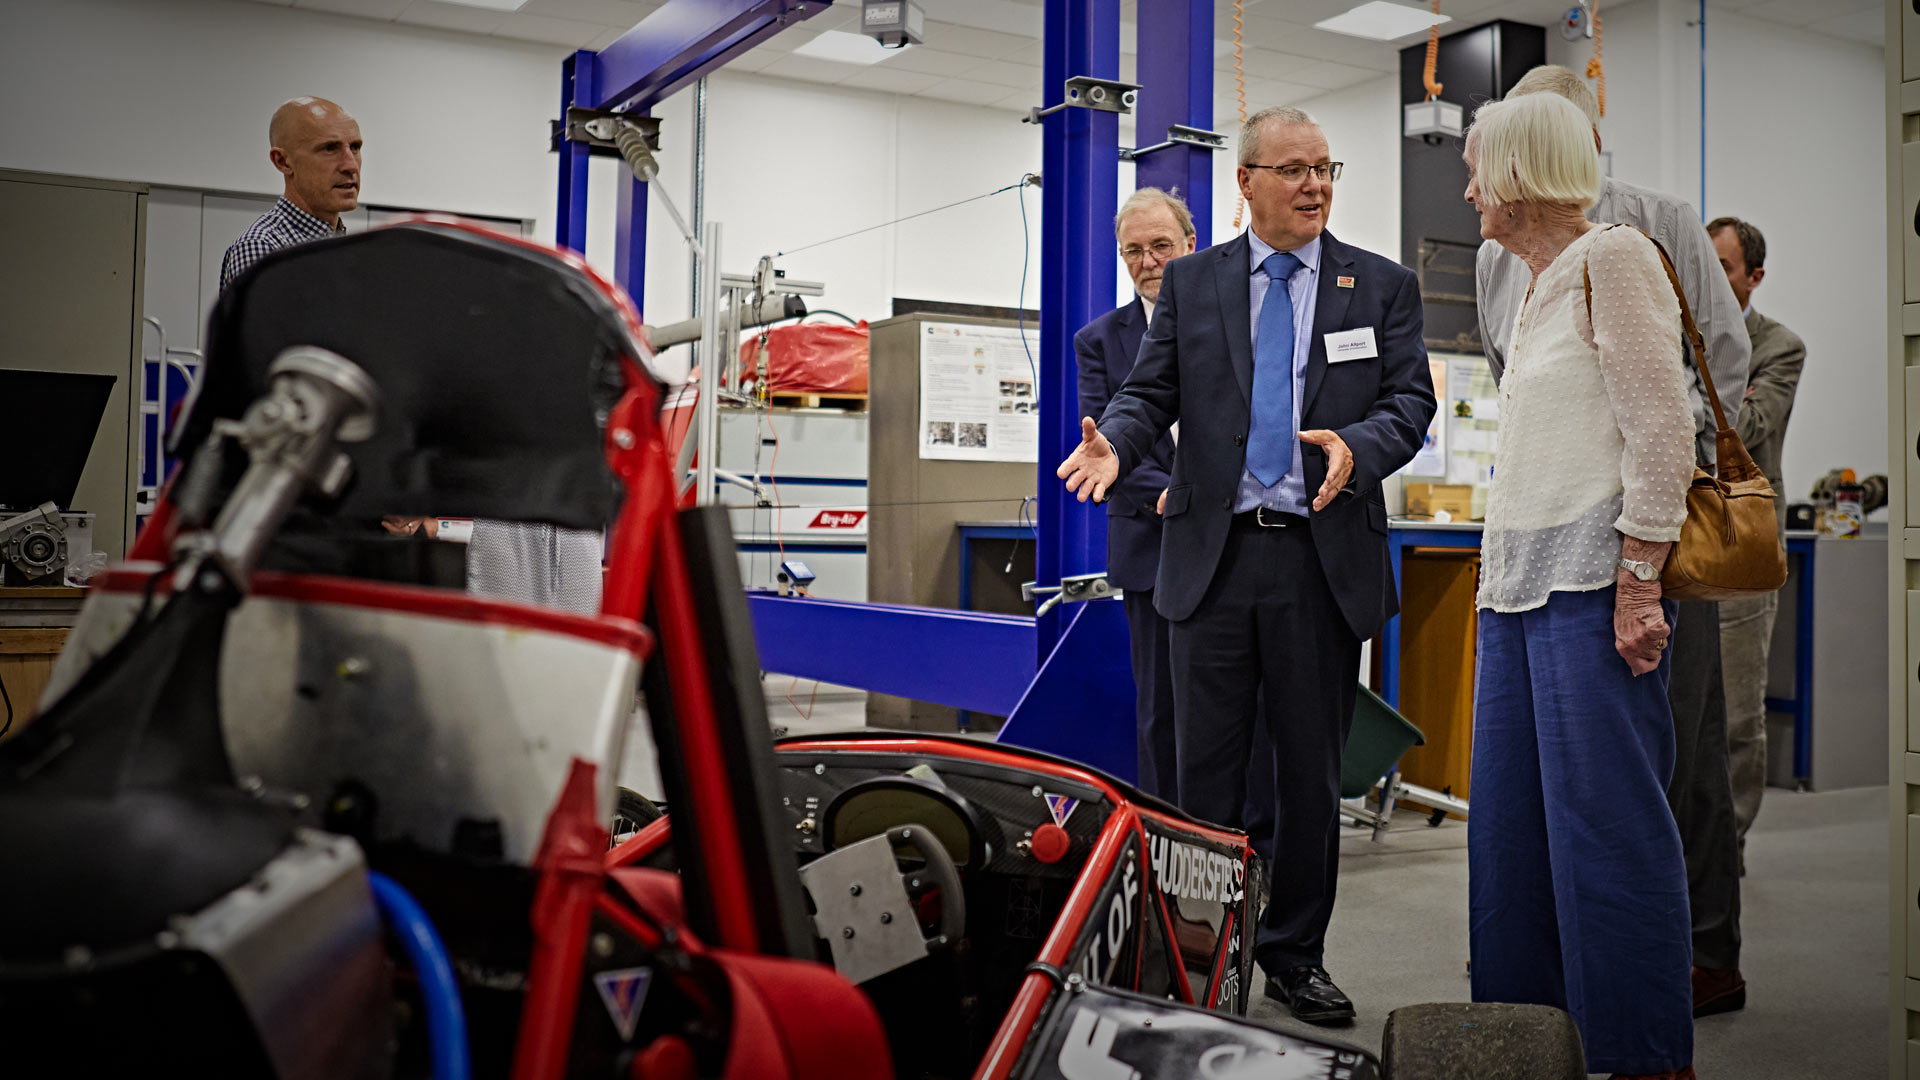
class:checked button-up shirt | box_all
[219,197,346,293]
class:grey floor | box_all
[1252,784,1889,1079]
[626,691,1891,1078]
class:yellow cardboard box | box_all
[1405,482,1474,520]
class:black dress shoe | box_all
[1263,964,1355,1024]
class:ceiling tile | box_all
[293,0,411,18]
[493,11,606,46]
[756,52,863,84]
[802,5,860,32]
[923,0,1043,38]
[963,58,1036,89]
[921,77,1022,107]
[722,47,780,73]
[920,21,1039,60]
[586,26,629,50]
[836,65,947,95]
[881,46,993,78]
[517,0,651,29]
[396,0,508,34]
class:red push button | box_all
[1030,823,1071,864]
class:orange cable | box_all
[1585,5,1606,118]
[1231,0,1248,230]
[1422,1,1444,100]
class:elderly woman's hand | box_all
[1614,538,1674,676]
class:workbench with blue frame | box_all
[1381,517,1820,785]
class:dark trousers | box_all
[1169,516,1358,972]
[1666,598,1742,970]
[1469,587,1692,1075]
[1123,586,1179,800]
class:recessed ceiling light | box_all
[790,29,900,66]
[431,0,530,10]
[1314,1,1451,41]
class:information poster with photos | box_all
[1398,356,1451,477]
[1444,355,1500,487]
[917,321,1042,462]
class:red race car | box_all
[0,222,1581,1080]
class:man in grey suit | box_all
[1475,64,1754,1020]
[1059,106,1435,1023]
[1707,216,1804,865]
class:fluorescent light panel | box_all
[431,0,530,10]
[791,29,900,66]
[1314,1,1451,41]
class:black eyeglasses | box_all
[1118,239,1182,264]
[1244,161,1343,184]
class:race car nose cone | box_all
[1030,823,1071,864]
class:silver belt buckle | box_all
[1255,507,1288,527]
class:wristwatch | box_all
[1618,557,1660,582]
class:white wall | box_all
[1549,0,1887,503]
[0,0,560,222]
[0,0,1044,383]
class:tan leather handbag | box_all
[1585,227,1787,601]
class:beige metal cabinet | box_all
[0,171,146,559]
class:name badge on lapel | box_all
[1324,327,1378,363]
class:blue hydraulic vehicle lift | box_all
[555,0,1217,783]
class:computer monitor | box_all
[0,369,117,510]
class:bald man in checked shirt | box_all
[219,96,361,291]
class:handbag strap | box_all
[1582,225,1760,484]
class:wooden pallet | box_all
[766,389,869,410]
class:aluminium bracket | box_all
[1024,76,1141,125]
[1119,123,1228,162]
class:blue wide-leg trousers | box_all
[1469,586,1693,1075]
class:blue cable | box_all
[369,871,471,1080]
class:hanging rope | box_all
[1231,0,1249,230]
[1422,0,1444,100]
[1585,3,1606,117]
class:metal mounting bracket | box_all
[1025,76,1141,124]
[1022,571,1118,616]
[549,107,659,159]
[1119,123,1228,162]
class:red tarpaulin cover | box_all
[737,322,868,394]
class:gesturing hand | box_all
[1299,429,1353,512]
[1057,417,1120,503]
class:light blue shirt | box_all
[1235,230,1320,514]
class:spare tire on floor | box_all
[1381,1002,1585,1080]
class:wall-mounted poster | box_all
[918,321,1041,462]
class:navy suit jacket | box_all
[1095,230,1437,639]
[1074,299,1173,594]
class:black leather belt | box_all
[1234,508,1309,528]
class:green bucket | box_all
[1340,684,1426,800]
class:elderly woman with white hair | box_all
[1463,93,1698,1079]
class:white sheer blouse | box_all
[1476,225,1696,614]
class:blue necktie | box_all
[1246,251,1303,487]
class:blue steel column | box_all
[1134,0,1213,249]
[1036,0,1120,656]
[556,50,596,252]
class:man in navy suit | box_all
[1072,187,1195,801]
[1059,106,1435,1022]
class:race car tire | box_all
[611,787,664,846]
[1380,1002,1584,1080]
